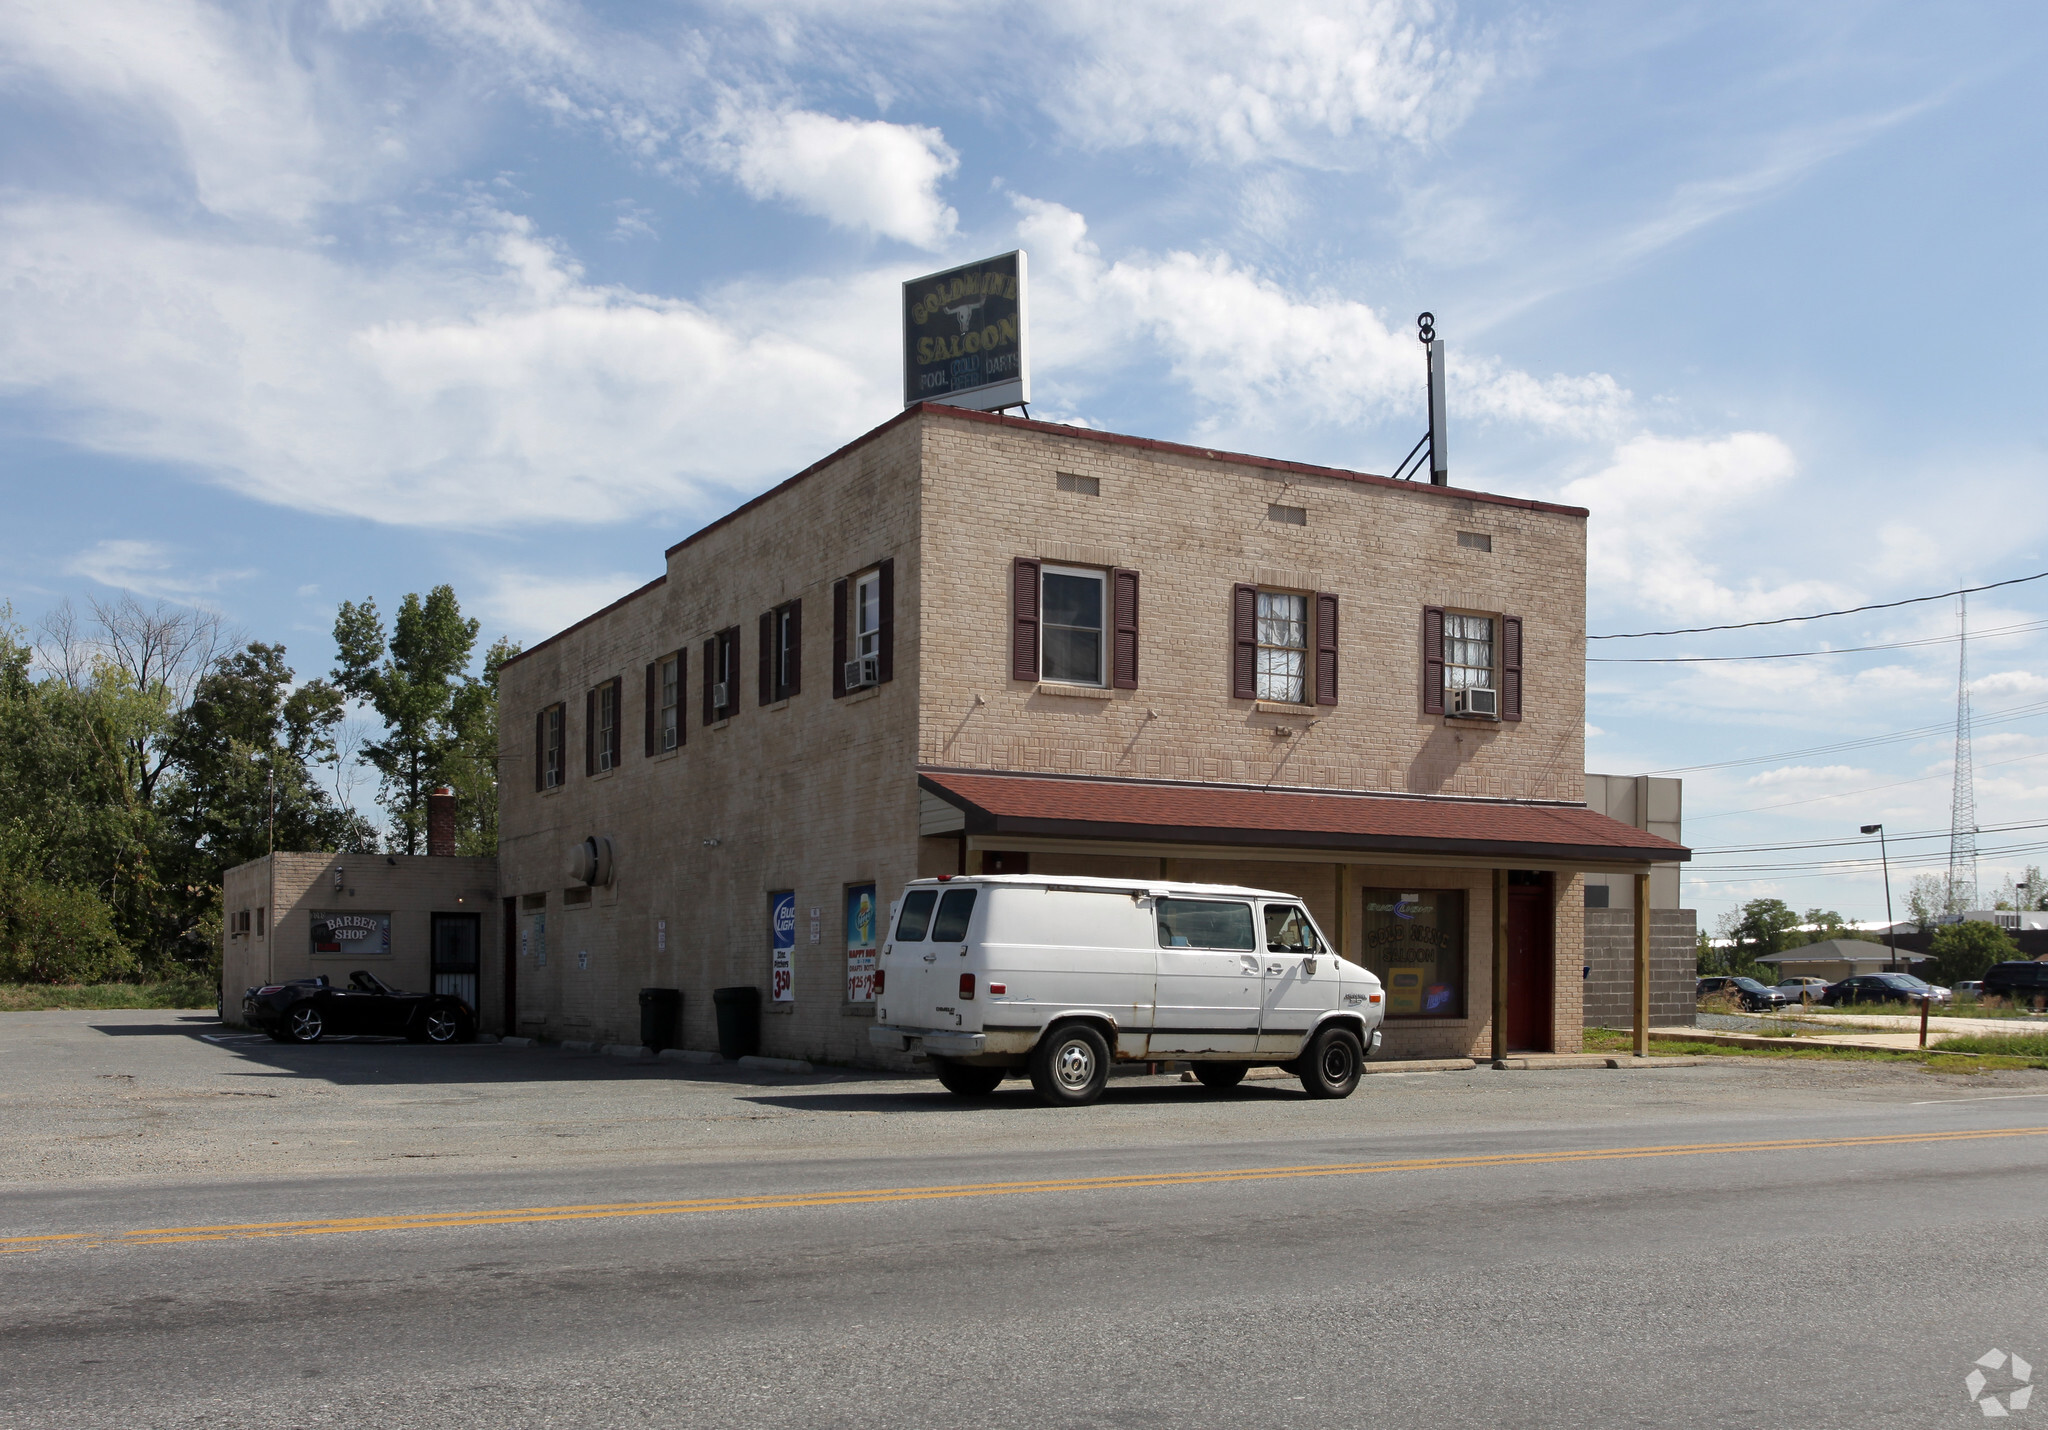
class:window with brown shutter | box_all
[666,650,683,748]
[1012,558,1040,682]
[876,558,895,683]
[537,704,564,788]
[1231,583,1258,700]
[758,611,774,706]
[585,688,597,775]
[702,636,716,725]
[534,708,547,792]
[1111,567,1140,689]
[1500,615,1523,721]
[605,677,622,769]
[1422,606,1446,715]
[832,578,849,698]
[1315,592,1339,706]
[782,599,801,697]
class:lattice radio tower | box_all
[1948,592,1978,913]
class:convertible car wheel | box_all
[422,1008,465,1044]
[284,1003,325,1044]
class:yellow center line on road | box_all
[6,1125,2044,1254]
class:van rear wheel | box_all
[1029,1025,1111,1107]
[1192,1062,1247,1091]
[1300,1026,1362,1099]
[934,1059,1004,1097]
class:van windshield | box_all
[1156,899,1256,950]
[931,888,978,942]
[895,889,938,941]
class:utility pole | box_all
[1862,824,1896,972]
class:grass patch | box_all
[1933,1031,2048,1058]
[0,976,216,1011]
[1584,1026,2048,1074]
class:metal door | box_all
[432,913,481,1009]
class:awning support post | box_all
[1633,871,1651,1059]
[1492,869,1509,1064]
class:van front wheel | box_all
[1300,1026,1363,1099]
[1029,1025,1111,1107]
[934,1059,1004,1097]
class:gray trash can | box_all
[712,986,761,1061]
[638,987,682,1052]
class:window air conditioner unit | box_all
[844,654,878,690]
[1452,686,1499,718]
[711,681,729,711]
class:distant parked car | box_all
[1697,976,1793,1012]
[1821,973,1945,1008]
[1954,980,1984,999]
[1773,977,1832,1004]
[1982,961,2048,1005]
[241,971,476,1045]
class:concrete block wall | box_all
[1581,908,1697,1030]
[915,415,1588,804]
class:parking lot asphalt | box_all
[5,1010,2048,1429]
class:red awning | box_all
[919,770,1688,866]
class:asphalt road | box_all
[4,1013,2047,1429]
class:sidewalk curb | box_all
[602,1043,652,1059]
[1362,1057,1477,1074]
[559,1039,597,1054]
[499,1035,536,1048]
[1648,1028,1979,1057]
[657,1048,724,1065]
[737,1054,814,1075]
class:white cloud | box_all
[65,539,256,604]
[708,107,959,248]
[474,566,650,642]
[1042,0,1497,164]
[1560,431,1850,620]
[1745,763,1870,790]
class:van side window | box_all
[931,888,978,942]
[895,889,938,941]
[1155,899,1256,951]
[1263,905,1321,953]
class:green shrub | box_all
[1929,920,2021,985]
[1934,1031,2048,1058]
[0,873,135,984]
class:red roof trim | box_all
[919,769,1688,865]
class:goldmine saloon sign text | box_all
[902,250,1029,412]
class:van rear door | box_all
[882,885,981,1033]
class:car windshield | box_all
[1887,975,1929,990]
[1732,978,1769,992]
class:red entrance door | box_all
[1505,877,1554,1053]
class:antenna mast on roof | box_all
[1948,592,1978,914]
[1389,313,1449,485]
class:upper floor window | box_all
[1444,614,1494,696]
[1040,564,1105,685]
[659,654,679,750]
[594,680,618,771]
[1256,592,1307,704]
[834,560,894,697]
[535,703,565,790]
[855,574,881,663]
[761,600,802,704]
[705,628,738,723]
[1423,607,1521,721]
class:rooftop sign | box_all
[902,250,1028,412]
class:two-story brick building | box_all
[491,402,1687,1065]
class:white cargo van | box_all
[868,875,1385,1106]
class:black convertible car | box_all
[241,971,475,1044]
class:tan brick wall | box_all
[491,407,1595,1064]
[220,852,500,1026]
[915,414,1586,802]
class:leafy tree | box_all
[1725,897,1801,969]
[0,867,132,983]
[1928,920,2020,987]
[333,587,483,854]
[1992,866,2047,912]
[1906,873,1965,925]
[439,635,520,856]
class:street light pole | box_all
[1861,824,1897,972]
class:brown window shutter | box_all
[609,678,623,768]
[1012,558,1041,682]
[702,637,716,725]
[1423,606,1446,715]
[758,611,774,705]
[1231,583,1258,700]
[585,688,596,775]
[1315,592,1339,706]
[644,664,657,757]
[534,709,546,791]
[831,579,848,698]
[876,558,895,683]
[786,599,802,697]
[1111,568,1140,689]
[1500,615,1523,722]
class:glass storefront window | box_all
[1359,889,1465,1019]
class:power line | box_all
[1638,699,2048,777]
[1690,818,2048,857]
[1687,749,2048,822]
[1587,618,2048,664]
[1588,570,2048,640]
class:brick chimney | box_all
[427,786,457,857]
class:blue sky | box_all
[3,0,2044,928]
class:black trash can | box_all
[638,987,682,1052]
[712,985,761,1061]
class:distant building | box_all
[1580,774,1694,1029]
[1758,937,1928,984]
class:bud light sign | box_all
[769,891,796,1002]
